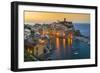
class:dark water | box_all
[47,23,90,60]
[73,23,90,37]
[47,39,90,60]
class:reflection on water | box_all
[24,24,90,61]
[63,38,66,49]
[56,33,72,49]
[48,32,90,60]
[56,37,60,49]
[54,33,73,59]
[68,32,73,48]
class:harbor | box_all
[24,18,90,61]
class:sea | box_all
[73,23,90,37]
[46,23,90,60]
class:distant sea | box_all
[73,23,90,37]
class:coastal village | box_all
[24,18,89,61]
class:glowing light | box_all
[56,32,59,37]
[68,37,70,46]
[56,37,60,49]
[63,32,66,37]
[39,39,45,44]
[30,50,33,54]
[27,48,30,53]
[68,32,73,48]
[46,32,49,34]
[27,48,32,54]
[63,38,66,49]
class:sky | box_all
[24,11,90,24]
